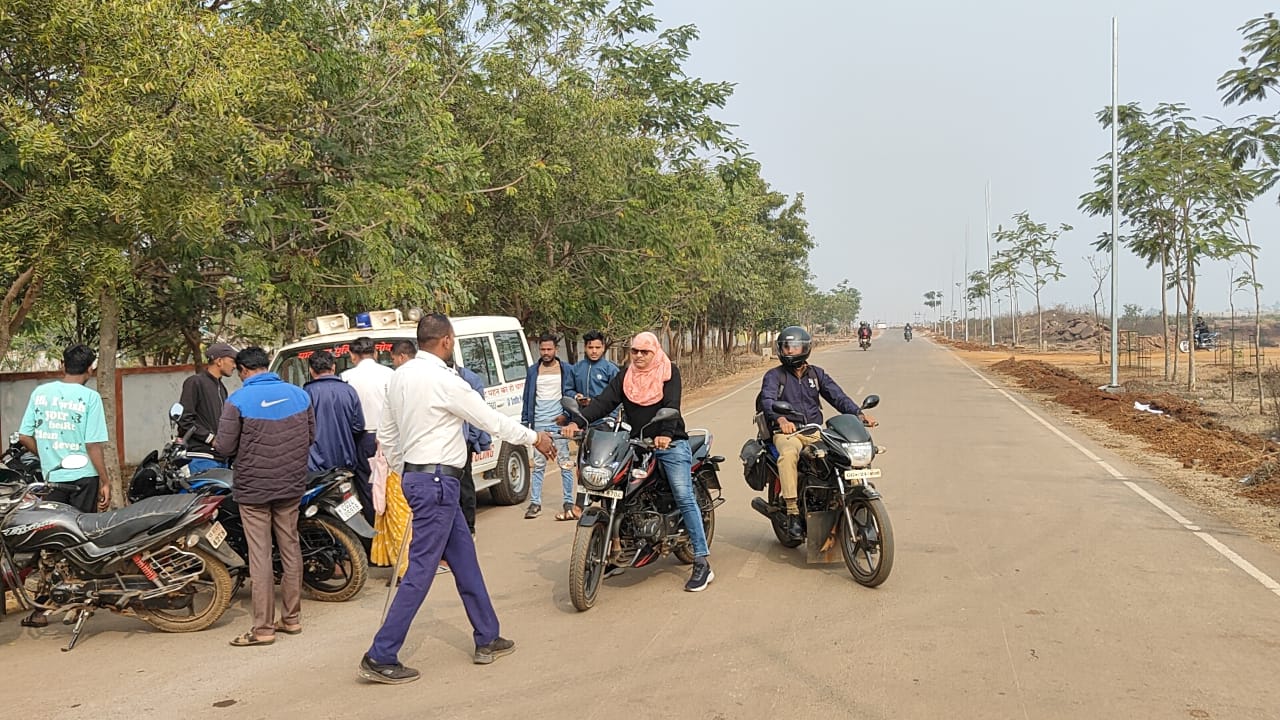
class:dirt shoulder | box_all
[935,337,1280,553]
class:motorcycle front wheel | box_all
[135,547,234,633]
[298,516,368,602]
[840,497,894,587]
[569,520,608,611]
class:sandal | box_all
[229,632,275,647]
[555,504,582,521]
[274,622,302,636]
[21,611,48,628]
[524,504,541,519]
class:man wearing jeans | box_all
[519,333,573,520]
[359,314,556,685]
[215,347,314,647]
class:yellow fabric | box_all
[370,471,412,578]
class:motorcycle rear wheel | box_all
[299,516,368,602]
[674,484,716,564]
[136,547,233,633]
[569,520,608,611]
[840,498,894,587]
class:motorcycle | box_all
[560,398,724,611]
[127,404,371,602]
[859,336,871,350]
[904,328,913,342]
[0,454,242,650]
[1,432,41,483]
[740,396,894,587]
[1178,328,1219,353]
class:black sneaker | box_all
[524,504,541,519]
[685,561,714,592]
[359,654,420,684]
[786,514,804,540]
[474,636,516,665]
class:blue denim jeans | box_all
[186,458,226,476]
[529,423,572,507]
[655,440,709,558]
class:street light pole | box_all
[985,181,995,346]
[1109,17,1120,388]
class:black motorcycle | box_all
[560,398,724,611]
[904,328,913,342]
[741,396,894,587]
[859,336,871,350]
[127,404,371,602]
[2,432,41,483]
[0,455,242,650]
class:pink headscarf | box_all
[623,332,672,406]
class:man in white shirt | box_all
[359,314,557,685]
[342,337,395,524]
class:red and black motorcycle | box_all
[0,455,243,650]
[560,399,724,611]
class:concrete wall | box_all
[0,367,240,466]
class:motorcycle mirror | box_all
[651,408,680,423]
[771,401,796,416]
[169,402,184,424]
[57,454,90,471]
[860,395,880,410]
[560,396,583,416]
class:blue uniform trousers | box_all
[368,470,500,664]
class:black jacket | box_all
[178,370,229,461]
[579,365,687,441]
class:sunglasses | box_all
[629,348,654,356]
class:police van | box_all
[269,310,533,505]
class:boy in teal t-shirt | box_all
[18,345,109,512]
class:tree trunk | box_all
[1186,253,1196,391]
[97,286,124,509]
[1035,288,1044,352]
[1160,250,1170,380]
[1229,270,1236,404]
[1252,250,1264,414]
[0,268,43,362]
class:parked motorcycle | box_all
[740,396,894,587]
[0,454,242,650]
[560,398,724,611]
[127,404,370,602]
[2,432,41,483]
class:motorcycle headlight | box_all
[842,441,874,468]
[580,465,615,491]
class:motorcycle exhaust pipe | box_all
[750,497,779,519]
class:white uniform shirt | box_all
[379,351,538,471]
[341,358,395,431]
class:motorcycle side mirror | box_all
[651,408,680,423]
[169,402,184,425]
[860,395,880,410]
[57,454,90,471]
[560,396,582,416]
[771,401,796,416]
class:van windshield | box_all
[272,338,405,388]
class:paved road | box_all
[7,335,1280,720]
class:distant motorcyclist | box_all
[759,326,876,540]
[904,324,913,341]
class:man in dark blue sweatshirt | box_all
[759,326,876,540]
[305,350,368,519]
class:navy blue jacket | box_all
[520,359,574,427]
[760,364,861,430]
[458,366,492,452]
[304,374,364,472]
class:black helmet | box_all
[776,326,812,369]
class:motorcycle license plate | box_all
[334,496,363,521]
[205,521,227,550]
[587,488,623,500]
[843,468,881,482]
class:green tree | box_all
[993,212,1069,351]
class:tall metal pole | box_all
[985,181,995,345]
[963,224,970,342]
[1109,17,1120,387]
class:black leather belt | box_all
[402,462,466,479]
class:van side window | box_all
[459,336,500,387]
[494,330,528,382]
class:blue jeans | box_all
[186,458,226,476]
[655,440,709,558]
[529,423,572,507]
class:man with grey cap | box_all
[178,342,237,475]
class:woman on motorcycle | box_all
[560,332,714,592]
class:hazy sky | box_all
[648,0,1280,323]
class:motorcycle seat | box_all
[687,433,707,457]
[77,494,201,546]
[189,467,233,489]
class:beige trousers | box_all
[773,430,823,501]
[240,499,303,638]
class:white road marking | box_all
[946,349,1280,599]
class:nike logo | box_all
[261,399,289,408]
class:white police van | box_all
[269,309,533,505]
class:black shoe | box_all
[359,654,420,685]
[786,514,804,540]
[684,560,714,592]
[603,563,626,579]
[474,636,516,665]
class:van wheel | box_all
[489,444,529,505]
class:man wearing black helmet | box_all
[759,326,876,540]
